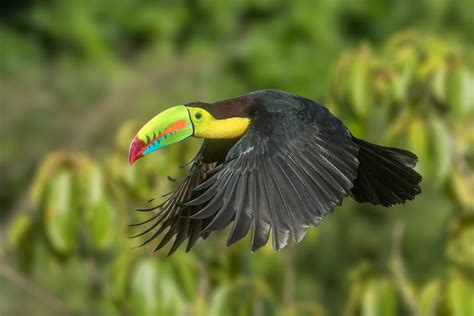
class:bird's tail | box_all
[350,137,422,207]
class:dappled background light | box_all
[1,1,473,315]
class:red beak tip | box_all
[128,152,142,166]
[128,136,146,167]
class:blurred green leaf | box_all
[43,168,78,253]
[130,259,160,316]
[8,213,33,249]
[447,272,474,316]
[348,47,372,118]
[451,168,474,210]
[448,66,474,117]
[431,117,452,185]
[130,259,186,316]
[361,278,396,316]
[431,61,447,102]
[207,285,230,316]
[408,116,429,175]
[107,252,132,304]
[446,217,474,270]
[418,280,441,316]
[81,163,116,249]
[390,45,417,102]
[30,152,69,206]
[88,198,116,249]
[7,213,38,272]
[172,254,198,299]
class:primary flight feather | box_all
[128,89,422,255]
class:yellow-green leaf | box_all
[431,117,452,185]
[172,254,198,299]
[446,218,474,269]
[361,278,396,316]
[447,272,474,316]
[431,61,447,102]
[451,169,474,210]
[418,280,442,316]
[348,49,372,118]
[208,286,230,316]
[107,252,132,303]
[391,46,417,102]
[408,117,429,175]
[30,152,69,205]
[130,259,160,316]
[88,198,115,249]
[130,260,185,316]
[8,213,33,249]
[43,169,78,253]
[448,66,474,117]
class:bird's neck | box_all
[194,117,250,139]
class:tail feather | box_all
[351,137,422,207]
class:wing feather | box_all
[129,143,225,253]
[131,97,361,253]
[184,100,359,251]
[250,171,271,251]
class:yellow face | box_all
[187,107,250,139]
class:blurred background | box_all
[1,1,473,315]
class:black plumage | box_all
[131,89,422,254]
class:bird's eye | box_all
[195,112,202,120]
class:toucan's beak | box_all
[129,105,193,165]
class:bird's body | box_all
[129,90,422,254]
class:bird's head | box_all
[128,99,254,165]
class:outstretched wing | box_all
[129,139,236,255]
[185,101,360,251]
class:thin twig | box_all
[390,221,420,315]
[0,263,74,315]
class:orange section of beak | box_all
[129,136,146,166]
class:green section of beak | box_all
[129,105,193,165]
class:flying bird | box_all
[128,89,422,254]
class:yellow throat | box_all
[187,107,250,139]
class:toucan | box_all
[128,89,422,255]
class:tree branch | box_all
[0,263,73,315]
[390,221,420,315]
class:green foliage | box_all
[446,217,474,270]
[329,32,474,202]
[44,168,78,253]
[447,271,474,316]
[361,278,396,316]
[1,1,474,315]
[130,258,186,316]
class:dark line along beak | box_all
[129,105,193,165]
